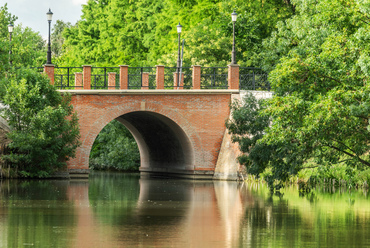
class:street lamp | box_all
[176,22,182,87]
[46,8,53,64]
[8,23,14,65]
[231,10,237,64]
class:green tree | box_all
[51,20,72,58]
[10,24,46,67]
[0,68,80,177]
[0,4,17,73]
[171,0,295,67]
[228,0,370,190]
[90,120,140,171]
[58,0,294,67]
[0,4,46,69]
[226,93,272,176]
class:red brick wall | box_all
[119,65,128,89]
[228,65,239,90]
[75,73,83,89]
[43,65,54,85]
[83,66,91,90]
[156,66,164,89]
[67,92,232,176]
[192,65,201,90]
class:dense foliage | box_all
[90,120,140,171]
[57,0,294,67]
[51,20,72,58]
[226,93,272,176]
[0,69,80,177]
[0,4,16,74]
[228,0,370,190]
[0,4,46,68]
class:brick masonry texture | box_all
[228,65,239,89]
[67,92,232,175]
[43,65,54,85]
[83,66,92,90]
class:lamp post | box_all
[176,22,182,87]
[8,23,14,65]
[231,10,237,65]
[46,8,53,64]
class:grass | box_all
[244,162,370,192]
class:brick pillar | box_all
[108,72,116,89]
[75,72,83,89]
[192,65,201,90]
[228,64,239,90]
[120,65,129,90]
[141,72,149,90]
[156,65,165,90]
[173,72,184,90]
[43,64,55,85]
[83,65,92,90]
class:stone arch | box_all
[67,93,232,179]
[70,98,202,177]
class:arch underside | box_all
[116,111,195,177]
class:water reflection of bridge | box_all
[65,174,251,247]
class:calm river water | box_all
[0,172,369,248]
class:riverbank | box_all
[244,163,370,192]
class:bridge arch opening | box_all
[90,111,195,177]
[117,111,195,176]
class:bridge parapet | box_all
[41,65,270,91]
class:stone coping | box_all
[58,89,240,95]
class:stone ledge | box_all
[140,171,214,180]
[58,89,240,95]
[69,169,89,179]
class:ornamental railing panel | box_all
[200,67,228,89]
[239,67,270,91]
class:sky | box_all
[1,0,87,39]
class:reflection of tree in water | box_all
[88,173,194,246]
[239,184,370,247]
[88,172,141,225]
[134,178,192,224]
[0,180,70,200]
[0,180,76,248]
[88,172,191,226]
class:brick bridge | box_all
[43,64,270,179]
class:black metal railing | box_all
[164,67,175,89]
[91,67,120,89]
[31,66,270,91]
[164,67,192,89]
[127,67,156,89]
[54,67,83,89]
[182,67,193,89]
[200,67,228,89]
[239,67,270,91]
